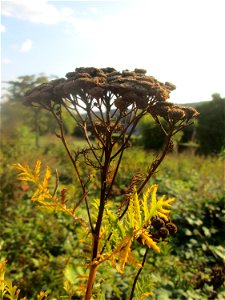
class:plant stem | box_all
[85,129,112,299]
[129,247,149,299]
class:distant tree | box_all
[138,115,183,151]
[1,74,60,147]
[3,74,52,102]
[138,115,165,150]
[196,94,225,155]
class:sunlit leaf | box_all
[140,230,160,253]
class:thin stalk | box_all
[129,247,149,299]
[85,129,112,299]
[97,97,106,122]
[83,124,102,168]
[111,112,144,160]
[105,147,124,200]
[51,108,94,233]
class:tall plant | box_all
[14,67,199,299]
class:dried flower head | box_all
[166,222,178,234]
[24,67,176,110]
[182,106,200,120]
[148,102,174,118]
[148,101,199,124]
[168,108,186,122]
[151,217,165,230]
[158,227,169,240]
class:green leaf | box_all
[64,264,76,284]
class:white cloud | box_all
[2,58,12,64]
[1,0,74,25]
[0,24,6,32]
[19,39,32,53]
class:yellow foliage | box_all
[97,184,175,273]
[139,230,160,253]
[13,161,88,229]
[148,184,175,222]
[139,291,153,299]
[0,260,48,300]
[37,291,49,300]
[117,235,133,272]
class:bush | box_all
[138,115,165,150]
[196,95,225,155]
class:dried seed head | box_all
[134,68,147,74]
[168,108,186,122]
[24,67,177,108]
[151,233,161,242]
[182,106,200,119]
[158,227,170,240]
[101,67,117,73]
[148,102,172,118]
[151,217,165,229]
[114,97,131,111]
[91,121,123,135]
[165,82,176,91]
[166,222,178,234]
[88,87,105,99]
[135,97,148,109]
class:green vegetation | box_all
[1,138,224,299]
[196,94,225,155]
[1,71,224,299]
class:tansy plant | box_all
[13,67,199,299]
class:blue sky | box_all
[1,0,225,103]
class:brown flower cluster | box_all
[87,121,123,135]
[150,216,177,242]
[24,67,176,109]
[148,101,199,123]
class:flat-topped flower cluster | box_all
[24,67,198,125]
[24,67,173,106]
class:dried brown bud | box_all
[182,106,200,120]
[165,82,176,91]
[88,87,105,99]
[151,217,165,229]
[168,108,185,122]
[53,83,66,97]
[158,227,170,240]
[135,97,148,109]
[101,67,116,73]
[114,97,130,111]
[166,222,178,234]
[65,71,76,79]
[134,68,147,74]
[148,102,172,118]
[122,70,136,77]
[63,80,75,94]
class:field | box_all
[0,132,225,299]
